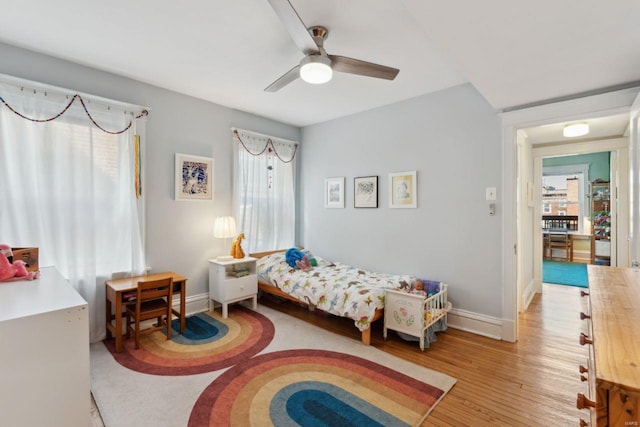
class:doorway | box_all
[500,86,640,343]
[520,129,627,314]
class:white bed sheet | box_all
[257,252,416,331]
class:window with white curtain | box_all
[232,129,297,253]
[0,78,146,342]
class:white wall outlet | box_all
[486,187,497,201]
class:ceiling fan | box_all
[265,0,400,92]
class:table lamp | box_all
[214,216,237,261]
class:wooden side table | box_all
[208,257,258,318]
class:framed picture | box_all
[175,153,214,201]
[354,176,378,208]
[325,177,345,208]
[389,171,417,208]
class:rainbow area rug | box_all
[189,349,448,426]
[104,307,274,375]
[91,305,456,427]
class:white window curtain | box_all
[232,128,297,253]
[0,79,146,342]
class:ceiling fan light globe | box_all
[300,56,332,84]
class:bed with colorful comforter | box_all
[253,249,417,344]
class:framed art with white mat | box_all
[175,153,213,201]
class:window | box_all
[0,79,146,342]
[232,129,297,253]
[541,164,589,233]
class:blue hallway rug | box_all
[542,260,588,288]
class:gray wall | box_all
[0,42,300,298]
[300,84,503,317]
[1,41,504,320]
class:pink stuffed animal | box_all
[295,255,312,272]
[0,244,40,282]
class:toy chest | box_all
[383,284,450,351]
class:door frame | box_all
[500,87,639,342]
[531,139,629,297]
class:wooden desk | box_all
[105,272,187,353]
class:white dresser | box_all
[0,267,89,427]
[208,257,258,318]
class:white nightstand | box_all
[208,257,258,318]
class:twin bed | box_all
[250,249,449,346]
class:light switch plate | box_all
[486,187,497,201]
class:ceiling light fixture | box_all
[563,123,589,138]
[299,55,332,84]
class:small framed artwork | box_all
[354,176,378,208]
[325,177,345,208]
[389,171,417,208]
[175,153,214,201]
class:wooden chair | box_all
[126,277,173,349]
[546,230,572,262]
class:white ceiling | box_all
[522,113,630,145]
[0,0,638,128]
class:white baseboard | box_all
[174,292,210,316]
[183,292,506,342]
[447,308,503,340]
[523,278,537,311]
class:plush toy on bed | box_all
[285,248,316,271]
[0,244,40,282]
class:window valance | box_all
[0,73,148,134]
[232,128,298,163]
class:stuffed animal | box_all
[285,248,304,268]
[0,244,40,282]
[285,248,318,271]
[230,233,245,259]
[295,256,312,272]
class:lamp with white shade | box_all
[214,216,237,262]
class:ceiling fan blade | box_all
[264,64,301,92]
[267,0,319,55]
[329,55,399,80]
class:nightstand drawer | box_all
[208,257,258,317]
[224,275,257,300]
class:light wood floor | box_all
[91,283,588,426]
[260,283,590,426]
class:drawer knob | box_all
[579,333,593,346]
[580,375,588,382]
[580,290,589,297]
[580,419,588,427]
[576,392,596,409]
[579,365,588,374]
[580,312,591,320]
